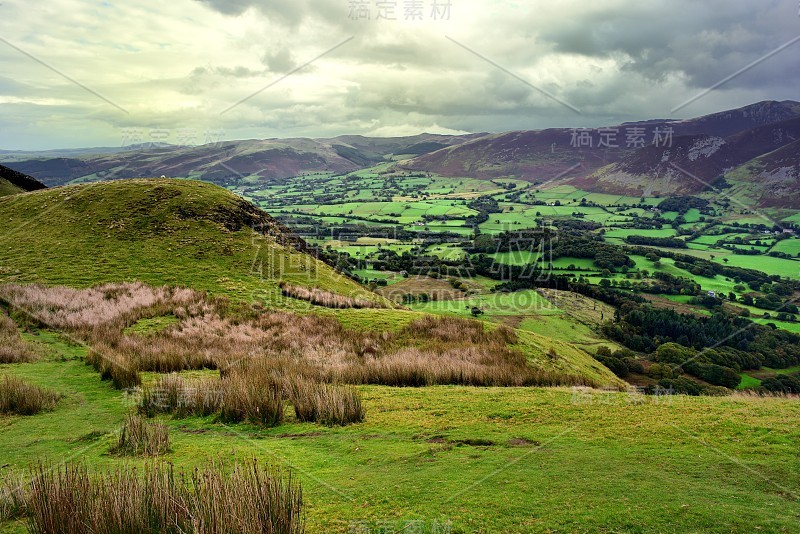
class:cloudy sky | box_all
[0,0,798,150]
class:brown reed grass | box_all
[0,314,36,364]
[279,281,384,309]
[1,283,600,392]
[21,459,303,534]
[110,413,170,456]
[0,375,61,416]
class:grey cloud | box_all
[194,0,345,27]
[538,0,800,89]
[262,48,296,73]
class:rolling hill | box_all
[5,100,797,205]
[0,134,478,188]
[574,116,800,199]
[724,138,800,208]
[0,178,621,387]
[0,178,384,307]
[401,100,800,195]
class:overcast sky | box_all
[0,0,798,150]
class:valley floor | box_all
[1,330,798,533]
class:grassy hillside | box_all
[0,179,385,309]
[0,178,23,197]
[0,164,46,197]
[0,179,621,387]
[1,329,798,532]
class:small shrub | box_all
[110,413,170,456]
[596,355,629,378]
[624,357,646,374]
[0,375,60,416]
[86,350,141,389]
[139,374,222,417]
[141,373,284,427]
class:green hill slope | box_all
[0,163,46,197]
[0,178,621,387]
[0,178,385,308]
[0,177,23,196]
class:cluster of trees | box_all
[551,219,603,232]
[593,346,643,378]
[369,249,468,279]
[761,374,800,394]
[625,235,688,248]
[602,304,800,370]
[550,236,635,271]
[656,196,710,214]
[469,229,554,254]
[465,196,501,227]
[627,244,796,294]
[645,271,702,295]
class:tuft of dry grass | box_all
[2,283,598,393]
[0,375,61,416]
[110,413,170,456]
[279,281,384,309]
[284,377,365,427]
[406,315,517,345]
[140,373,286,427]
[139,374,223,418]
[220,373,285,427]
[86,349,141,389]
[0,314,36,364]
[0,469,27,522]
[21,459,303,534]
[140,370,365,428]
[0,282,213,335]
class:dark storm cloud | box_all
[539,0,800,89]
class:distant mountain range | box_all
[2,100,798,207]
[0,134,480,189]
[403,100,800,206]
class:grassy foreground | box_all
[1,330,798,533]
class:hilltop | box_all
[400,101,800,203]
[576,116,800,200]
[0,179,382,307]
